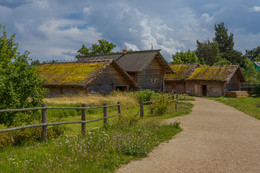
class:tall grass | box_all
[0,120,181,172]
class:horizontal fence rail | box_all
[0,102,122,141]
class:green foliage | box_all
[244,60,259,84]
[0,25,46,126]
[252,84,260,96]
[0,126,64,148]
[172,50,200,64]
[75,44,89,59]
[135,89,158,102]
[213,58,232,66]
[75,39,116,59]
[245,46,260,61]
[196,40,220,65]
[150,95,174,115]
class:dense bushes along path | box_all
[117,97,260,173]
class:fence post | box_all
[117,102,121,119]
[175,94,178,112]
[103,103,107,125]
[41,103,47,142]
[81,104,86,135]
[140,101,144,118]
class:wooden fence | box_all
[0,102,121,141]
[140,93,178,118]
[0,93,179,141]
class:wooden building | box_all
[164,64,199,93]
[78,50,173,92]
[164,65,246,96]
[38,60,138,97]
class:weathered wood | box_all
[41,103,47,142]
[81,104,86,135]
[103,103,107,124]
[117,102,121,119]
[140,101,144,118]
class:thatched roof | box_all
[164,64,199,81]
[38,60,138,87]
[187,65,246,82]
[78,50,173,73]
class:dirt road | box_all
[117,97,260,173]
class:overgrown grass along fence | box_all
[0,93,178,142]
[140,93,178,117]
[0,103,121,141]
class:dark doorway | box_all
[202,85,207,96]
[116,86,128,91]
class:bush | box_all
[252,84,260,96]
[150,94,174,115]
[0,126,65,148]
[135,90,158,102]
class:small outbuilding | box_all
[254,62,260,72]
[38,60,138,97]
[164,65,246,96]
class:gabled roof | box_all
[187,65,246,82]
[38,60,138,87]
[78,50,173,73]
[164,64,199,81]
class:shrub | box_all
[0,126,65,148]
[251,84,260,96]
[135,90,158,102]
[150,94,174,115]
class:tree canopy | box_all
[171,50,199,64]
[0,25,45,126]
[75,39,116,59]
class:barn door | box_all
[195,84,200,96]
[202,85,207,96]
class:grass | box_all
[0,91,194,172]
[207,96,260,119]
[0,121,181,172]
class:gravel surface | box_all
[117,97,260,173]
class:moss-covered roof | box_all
[187,65,240,81]
[38,62,105,86]
[164,64,199,81]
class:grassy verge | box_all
[0,120,181,172]
[0,91,194,172]
[207,96,260,119]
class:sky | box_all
[0,0,260,62]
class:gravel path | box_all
[117,97,260,173]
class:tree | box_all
[245,46,260,61]
[214,22,246,67]
[244,60,259,83]
[171,50,199,64]
[75,39,116,59]
[0,25,46,126]
[214,22,234,54]
[196,40,220,65]
[30,59,40,66]
[75,44,89,59]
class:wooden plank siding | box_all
[87,64,130,93]
[226,71,241,91]
[186,81,225,96]
[136,57,164,92]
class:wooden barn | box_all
[186,65,246,96]
[164,64,199,93]
[38,60,138,97]
[78,50,173,92]
[164,65,246,96]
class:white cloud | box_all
[250,6,260,12]
[124,42,139,51]
[83,7,91,14]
